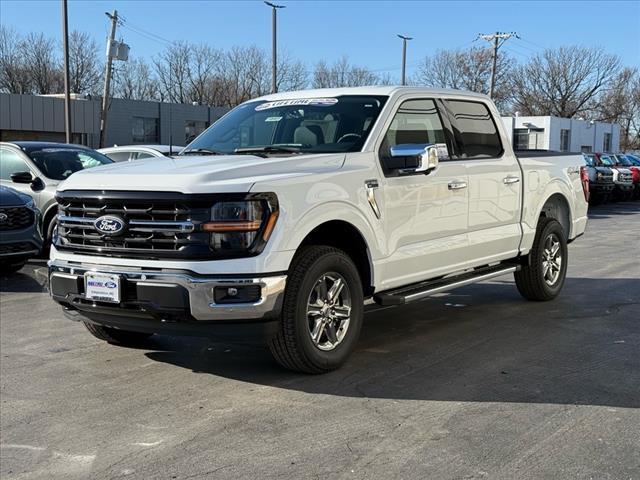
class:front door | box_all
[376,98,469,291]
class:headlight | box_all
[201,193,279,257]
[597,172,603,180]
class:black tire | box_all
[0,261,27,274]
[514,217,568,301]
[268,246,364,374]
[83,321,152,346]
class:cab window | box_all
[444,100,503,158]
[379,99,448,173]
[0,148,30,180]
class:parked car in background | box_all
[590,153,634,201]
[0,142,114,244]
[623,153,640,166]
[582,153,614,203]
[0,185,42,273]
[611,154,640,198]
[98,145,183,162]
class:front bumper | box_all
[49,260,286,327]
[0,223,43,262]
[589,182,615,194]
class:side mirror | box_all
[10,171,34,184]
[385,143,439,176]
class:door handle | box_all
[448,181,467,190]
[503,175,520,185]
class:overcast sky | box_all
[1,0,638,79]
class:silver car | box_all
[98,144,183,162]
[0,142,113,244]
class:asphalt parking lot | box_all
[1,202,639,480]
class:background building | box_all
[501,115,620,153]
[0,93,228,148]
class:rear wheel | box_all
[515,217,568,301]
[268,246,364,374]
[83,321,152,346]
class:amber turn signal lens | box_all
[262,211,279,241]
[202,220,262,232]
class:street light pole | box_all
[397,34,413,86]
[264,1,285,94]
[61,0,71,143]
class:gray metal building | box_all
[0,93,228,148]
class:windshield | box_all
[616,156,632,166]
[183,95,388,155]
[583,155,595,166]
[600,155,614,166]
[27,148,113,180]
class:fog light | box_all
[214,285,261,304]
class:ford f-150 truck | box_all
[49,87,589,373]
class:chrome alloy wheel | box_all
[306,273,352,351]
[542,233,562,286]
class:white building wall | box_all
[501,115,620,153]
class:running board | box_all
[373,264,520,306]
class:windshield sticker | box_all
[255,98,339,111]
[264,116,283,122]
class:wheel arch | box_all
[295,219,375,297]
[538,192,572,240]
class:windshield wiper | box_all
[234,146,303,155]
[179,148,225,156]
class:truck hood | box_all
[57,153,345,194]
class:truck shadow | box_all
[145,276,640,409]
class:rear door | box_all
[442,99,522,266]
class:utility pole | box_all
[99,10,118,148]
[477,31,518,98]
[61,0,71,143]
[264,2,285,94]
[397,34,413,86]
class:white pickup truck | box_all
[49,87,589,373]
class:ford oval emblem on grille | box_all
[94,215,126,236]
[0,213,7,223]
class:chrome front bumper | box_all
[48,260,286,321]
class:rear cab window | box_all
[443,99,504,159]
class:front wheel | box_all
[515,217,568,301]
[268,246,364,374]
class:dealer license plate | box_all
[85,273,121,303]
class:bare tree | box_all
[595,68,640,150]
[67,30,102,95]
[312,56,379,88]
[154,42,192,103]
[113,57,159,101]
[0,26,31,93]
[414,47,514,110]
[276,52,308,93]
[511,46,621,117]
[187,44,222,105]
[22,32,62,94]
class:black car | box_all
[0,185,43,273]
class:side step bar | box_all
[373,263,520,306]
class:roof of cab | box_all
[253,85,490,102]
[1,141,92,153]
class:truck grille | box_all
[619,173,632,183]
[55,191,221,260]
[0,206,34,231]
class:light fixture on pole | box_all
[397,34,413,86]
[264,1,285,94]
